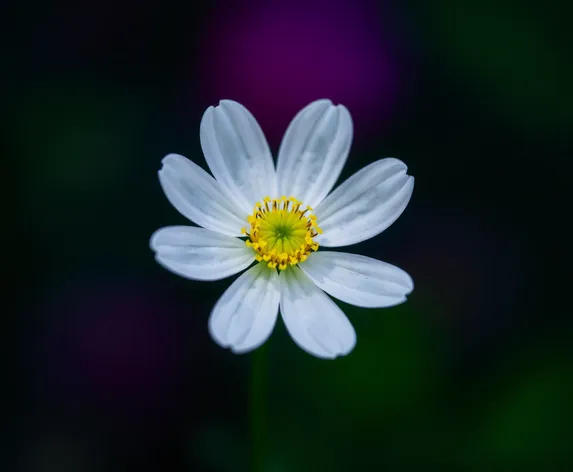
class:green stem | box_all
[250,344,267,472]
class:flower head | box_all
[243,196,321,269]
[151,100,414,358]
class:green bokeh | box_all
[266,301,447,468]
[463,341,572,466]
[421,1,573,131]
[16,84,145,200]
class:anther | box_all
[243,195,321,271]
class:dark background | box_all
[6,0,571,470]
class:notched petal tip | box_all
[149,225,189,252]
[149,228,164,251]
[380,157,410,172]
[208,315,229,349]
[160,153,184,166]
[403,271,415,294]
[214,100,253,117]
[202,105,215,116]
[159,154,195,177]
[306,99,349,112]
[218,99,243,107]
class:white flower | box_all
[150,99,414,359]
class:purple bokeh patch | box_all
[197,0,402,145]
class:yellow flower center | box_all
[241,196,323,271]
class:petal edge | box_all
[200,101,276,213]
[158,154,247,236]
[209,263,280,353]
[279,267,356,359]
[315,158,414,247]
[276,100,353,209]
[150,226,254,281]
[300,251,413,308]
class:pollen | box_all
[241,196,322,271]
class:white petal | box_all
[279,267,356,359]
[150,226,254,281]
[276,100,353,209]
[300,251,414,308]
[315,158,414,247]
[208,263,280,353]
[158,154,247,237]
[200,100,277,213]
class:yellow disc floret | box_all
[241,196,323,270]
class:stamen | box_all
[243,195,323,271]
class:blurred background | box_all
[6,0,571,470]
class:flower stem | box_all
[250,345,267,472]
